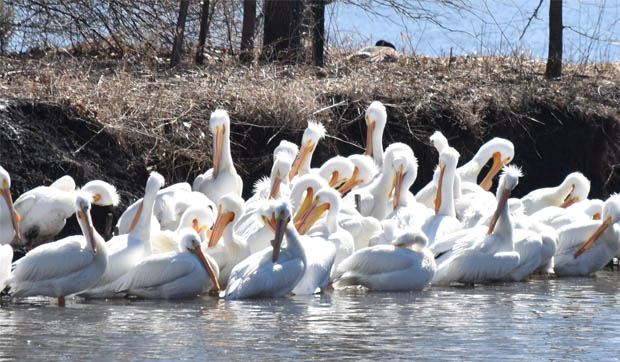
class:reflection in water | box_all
[2,271,620,360]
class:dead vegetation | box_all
[1,50,619,200]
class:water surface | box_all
[2,270,620,361]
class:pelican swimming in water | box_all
[0,244,12,291]
[112,228,220,299]
[14,176,118,248]
[289,121,326,181]
[225,200,306,299]
[553,195,620,277]
[79,172,164,298]
[333,230,435,291]
[363,101,388,167]
[193,109,243,204]
[432,165,522,285]
[204,193,249,288]
[8,193,107,306]
[520,172,590,215]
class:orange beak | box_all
[364,117,375,158]
[127,201,143,233]
[393,166,405,210]
[560,185,577,208]
[208,206,235,247]
[337,166,363,195]
[271,212,289,263]
[1,185,21,243]
[269,170,283,199]
[480,152,505,191]
[293,187,314,231]
[488,186,512,235]
[574,217,612,258]
[212,124,225,178]
[289,140,314,181]
[328,171,349,189]
[434,164,446,215]
[297,198,330,235]
[190,241,221,292]
[77,203,97,254]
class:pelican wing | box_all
[0,244,12,290]
[333,245,416,280]
[434,248,519,284]
[112,252,200,293]
[14,193,37,216]
[10,237,94,283]
[555,221,598,257]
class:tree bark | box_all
[239,0,256,63]
[545,0,563,78]
[262,0,303,62]
[195,0,211,64]
[312,0,326,67]
[171,0,190,67]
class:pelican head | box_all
[209,109,231,178]
[338,154,378,195]
[364,101,387,161]
[430,131,449,154]
[274,140,299,162]
[318,156,354,189]
[392,230,429,250]
[289,121,326,180]
[260,200,293,262]
[179,205,215,242]
[178,228,221,292]
[81,180,120,206]
[560,172,591,208]
[391,148,418,209]
[488,165,522,234]
[268,154,293,199]
[0,166,21,243]
[75,192,97,254]
[477,138,515,191]
[434,147,460,214]
[128,171,165,233]
[291,174,328,229]
[208,193,244,247]
[296,187,340,235]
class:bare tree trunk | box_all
[262,0,302,62]
[196,0,211,64]
[545,0,563,78]
[171,0,190,67]
[312,0,326,67]
[239,0,256,63]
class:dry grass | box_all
[1,49,619,194]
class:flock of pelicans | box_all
[0,102,619,305]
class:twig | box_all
[519,0,544,41]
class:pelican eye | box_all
[2,179,7,188]
[365,115,370,123]
[93,194,102,202]
[279,210,286,219]
[192,239,199,249]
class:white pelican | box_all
[333,231,435,291]
[363,101,387,167]
[150,205,215,254]
[298,188,354,273]
[0,244,12,291]
[337,154,378,196]
[457,137,514,191]
[117,182,215,235]
[8,193,107,306]
[316,156,354,189]
[204,193,249,288]
[553,195,620,277]
[0,166,21,245]
[432,166,522,285]
[520,172,590,215]
[13,176,118,247]
[112,228,220,299]
[225,200,306,299]
[289,121,326,180]
[422,147,463,246]
[79,172,164,298]
[193,109,243,204]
